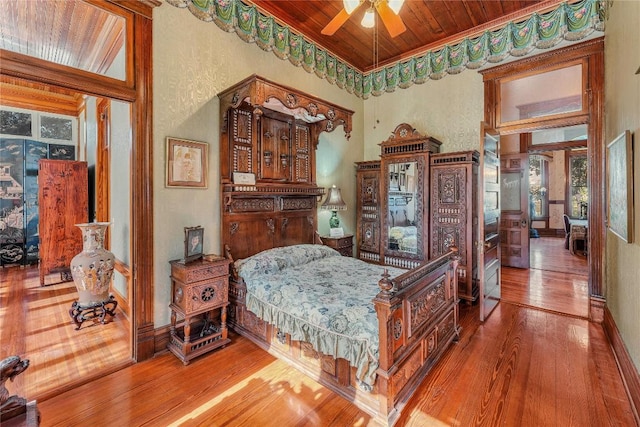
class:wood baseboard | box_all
[154,324,171,354]
[603,306,640,425]
[590,295,605,323]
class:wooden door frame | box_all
[0,0,160,360]
[96,97,134,321]
[96,98,111,228]
[481,37,605,322]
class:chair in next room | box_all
[563,214,571,250]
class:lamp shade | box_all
[361,8,375,28]
[321,185,347,211]
[388,0,405,15]
[343,0,360,14]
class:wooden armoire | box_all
[355,125,479,302]
[38,159,88,286]
[355,123,442,269]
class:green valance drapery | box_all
[167,0,607,99]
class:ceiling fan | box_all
[321,0,407,38]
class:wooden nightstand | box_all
[320,234,353,257]
[168,255,232,364]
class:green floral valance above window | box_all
[167,0,606,99]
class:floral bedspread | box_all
[235,244,406,389]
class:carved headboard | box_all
[219,75,354,260]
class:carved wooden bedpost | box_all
[374,269,401,422]
[449,246,462,340]
[450,246,460,299]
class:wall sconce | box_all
[321,185,347,228]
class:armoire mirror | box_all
[387,161,418,254]
[379,123,441,268]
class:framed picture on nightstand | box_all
[184,226,204,263]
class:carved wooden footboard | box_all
[225,246,460,427]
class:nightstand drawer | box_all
[320,234,353,257]
[333,236,353,248]
[185,264,228,282]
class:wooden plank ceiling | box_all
[253,0,548,71]
[0,0,125,75]
[0,0,551,75]
[0,0,556,100]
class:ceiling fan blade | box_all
[321,9,352,36]
[376,1,407,38]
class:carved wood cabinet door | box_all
[259,114,291,182]
[38,159,88,285]
[292,124,311,183]
[355,161,382,263]
[430,151,479,304]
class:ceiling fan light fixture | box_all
[361,8,375,28]
[343,0,360,15]
[388,0,405,15]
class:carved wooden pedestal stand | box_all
[69,296,118,330]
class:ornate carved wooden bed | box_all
[219,75,460,426]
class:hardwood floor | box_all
[529,236,588,276]
[35,302,636,426]
[0,265,132,402]
[502,236,589,318]
[5,240,637,426]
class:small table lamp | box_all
[321,185,347,228]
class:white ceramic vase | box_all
[70,222,115,307]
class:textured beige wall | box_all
[604,0,640,371]
[362,71,485,159]
[152,3,364,326]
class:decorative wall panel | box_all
[168,0,605,99]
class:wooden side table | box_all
[320,234,353,257]
[168,255,232,364]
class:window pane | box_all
[529,155,548,218]
[501,172,521,211]
[531,124,587,145]
[569,153,588,218]
[500,64,583,123]
[0,0,126,80]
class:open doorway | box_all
[499,129,590,318]
[0,0,157,402]
[527,125,589,277]
[481,39,605,320]
[0,90,134,401]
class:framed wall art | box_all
[606,130,634,243]
[0,109,32,136]
[166,137,208,188]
